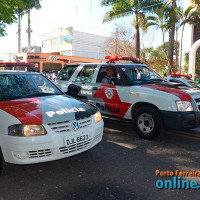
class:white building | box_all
[41,27,108,60]
[181,0,200,67]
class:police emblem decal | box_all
[105,88,114,99]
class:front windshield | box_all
[120,65,165,85]
[0,73,62,101]
[57,65,79,81]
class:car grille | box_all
[59,139,91,154]
[29,149,52,158]
[48,117,92,133]
[195,98,200,103]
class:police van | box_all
[0,62,103,175]
[56,56,200,140]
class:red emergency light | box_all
[105,56,141,63]
[171,72,192,79]
[0,62,35,67]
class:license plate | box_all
[65,134,89,146]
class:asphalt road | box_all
[1,119,200,200]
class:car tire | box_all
[133,105,162,140]
[0,149,11,176]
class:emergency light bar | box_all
[0,62,35,67]
[171,72,192,78]
[105,56,142,64]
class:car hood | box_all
[142,84,192,102]
[0,95,96,124]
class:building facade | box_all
[3,52,105,73]
[181,0,200,66]
[42,27,108,60]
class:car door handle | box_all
[93,87,98,90]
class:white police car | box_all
[56,56,200,140]
[0,63,103,175]
[165,73,200,89]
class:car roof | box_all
[64,63,148,67]
[0,71,40,75]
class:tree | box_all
[0,0,31,36]
[146,5,171,69]
[26,0,41,52]
[168,0,177,73]
[140,47,168,73]
[101,0,164,59]
[104,25,135,56]
[16,0,41,53]
[184,52,200,73]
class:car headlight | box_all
[94,111,102,123]
[176,101,193,112]
[8,125,47,137]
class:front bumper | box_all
[161,111,200,130]
[1,118,104,165]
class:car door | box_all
[91,64,132,119]
[67,64,98,101]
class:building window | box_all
[42,40,51,48]
[52,38,61,46]
[61,35,72,44]
[61,51,72,56]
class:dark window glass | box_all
[57,65,79,81]
[75,65,97,83]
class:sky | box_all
[0,0,184,59]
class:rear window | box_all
[57,65,79,81]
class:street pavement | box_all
[0,118,200,200]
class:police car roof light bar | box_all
[105,56,142,64]
[171,72,192,79]
[0,62,35,68]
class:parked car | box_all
[0,63,103,175]
[55,56,200,140]
[165,73,200,89]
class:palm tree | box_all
[16,0,41,53]
[101,0,164,59]
[16,9,22,53]
[146,5,171,70]
[26,0,41,52]
[168,0,177,73]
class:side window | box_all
[97,66,123,85]
[75,65,97,83]
[57,65,79,81]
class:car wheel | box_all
[133,105,162,140]
[0,149,11,176]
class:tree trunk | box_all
[18,13,21,53]
[168,0,176,74]
[175,27,179,72]
[135,12,140,59]
[162,29,171,72]
[28,10,31,52]
[179,24,185,73]
[115,27,119,55]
